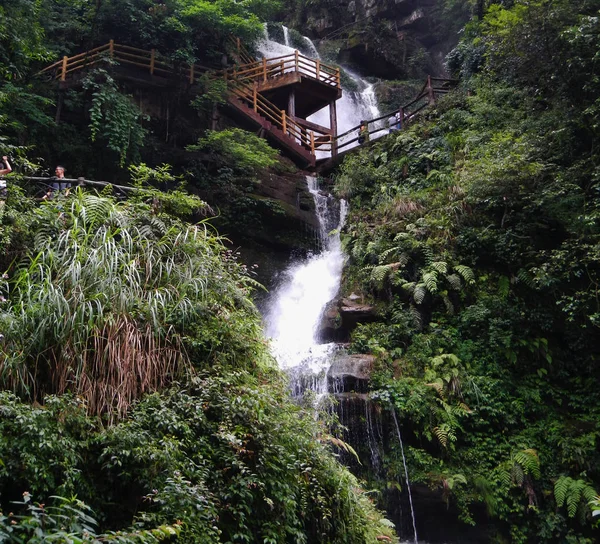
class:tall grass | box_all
[0,190,230,421]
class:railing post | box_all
[399,107,404,128]
[310,132,315,155]
[262,57,267,82]
[316,59,320,81]
[150,49,155,75]
[109,39,114,58]
[189,64,194,84]
[427,75,435,105]
[336,68,341,88]
[282,110,287,135]
[295,50,299,72]
[61,55,68,81]
[253,83,258,112]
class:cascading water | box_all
[257,24,381,152]
[260,25,423,543]
[392,408,419,544]
[264,176,347,401]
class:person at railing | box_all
[0,156,12,177]
[0,156,12,203]
[388,112,402,133]
[44,165,71,199]
[358,121,370,145]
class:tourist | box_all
[0,156,11,212]
[358,121,370,145]
[0,155,12,176]
[45,165,71,198]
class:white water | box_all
[264,177,347,400]
[257,24,381,152]
[282,25,291,47]
[392,409,419,544]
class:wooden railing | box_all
[38,40,211,84]
[222,51,341,89]
[228,79,333,154]
[334,75,458,154]
[228,35,256,66]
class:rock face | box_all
[328,353,375,393]
[318,293,378,342]
[287,0,470,79]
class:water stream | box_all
[392,408,419,544]
[260,25,422,543]
[264,176,346,403]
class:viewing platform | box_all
[37,40,457,170]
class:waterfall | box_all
[257,23,381,148]
[282,25,291,47]
[392,409,419,544]
[264,176,347,401]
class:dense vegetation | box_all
[334,0,600,541]
[3,0,600,541]
[0,1,398,542]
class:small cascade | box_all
[392,408,419,544]
[264,176,347,402]
[309,66,381,151]
[257,24,381,147]
[282,25,291,47]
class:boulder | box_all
[328,353,376,393]
[339,296,378,330]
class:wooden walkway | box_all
[38,40,456,171]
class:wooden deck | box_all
[38,41,457,171]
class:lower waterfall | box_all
[264,176,346,402]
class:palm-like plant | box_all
[0,190,238,421]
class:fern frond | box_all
[433,426,448,448]
[431,261,448,274]
[423,272,438,294]
[442,293,454,315]
[409,305,423,329]
[414,284,427,304]
[370,264,393,286]
[422,246,434,265]
[455,265,475,285]
[514,449,540,479]
[447,273,462,291]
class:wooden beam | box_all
[289,115,332,135]
[330,99,338,156]
[60,56,68,81]
[288,88,296,118]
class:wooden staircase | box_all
[37,40,458,171]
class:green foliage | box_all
[189,128,279,177]
[336,3,600,541]
[0,493,180,543]
[84,69,147,166]
[555,477,597,521]
[0,0,48,80]
[0,189,259,420]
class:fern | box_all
[433,425,449,448]
[422,271,438,294]
[455,265,475,285]
[447,273,462,291]
[555,476,598,519]
[514,448,541,479]
[413,283,427,304]
[431,261,448,274]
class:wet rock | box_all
[328,353,375,393]
[339,296,378,330]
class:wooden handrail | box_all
[333,76,458,150]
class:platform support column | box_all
[288,89,296,118]
[330,99,338,157]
